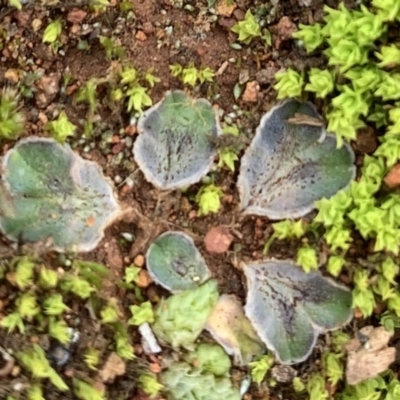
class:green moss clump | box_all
[160,344,240,400]
[152,280,219,350]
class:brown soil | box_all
[0,0,376,399]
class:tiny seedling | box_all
[0,87,25,140]
[231,10,271,46]
[42,19,63,52]
[45,111,76,143]
[169,63,215,87]
[7,0,22,9]
[274,69,304,99]
[249,354,275,384]
[195,183,224,216]
[160,344,241,400]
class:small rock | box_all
[98,353,126,383]
[4,69,19,83]
[37,112,48,125]
[112,143,124,154]
[233,9,245,21]
[345,326,396,385]
[105,238,124,275]
[142,21,154,34]
[276,16,297,41]
[242,81,260,103]
[16,11,31,27]
[31,18,42,32]
[139,323,162,355]
[216,0,236,17]
[218,17,236,30]
[275,16,297,49]
[384,164,400,188]
[355,126,378,153]
[137,270,153,288]
[70,24,81,35]
[133,254,145,268]
[204,226,234,254]
[48,344,71,367]
[67,9,87,24]
[238,69,250,85]
[135,30,147,41]
[35,74,60,109]
[188,210,197,219]
[256,66,279,85]
[271,365,297,383]
[125,124,137,136]
[149,362,161,374]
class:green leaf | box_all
[145,68,161,87]
[341,376,386,400]
[138,374,163,398]
[249,355,274,384]
[126,86,152,113]
[0,87,25,140]
[296,246,318,273]
[169,64,183,77]
[272,219,305,240]
[182,65,198,87]
[48,318,71,344]
[14,257,35,289]
[128,301,154,325]
[331,85,369,119]
[327,255,345,277]
[325,39,368,72]
[326,108,364,146]
[344,66,382,93]
[305,68,334,98]
[198,67,215,84]
[72,378,106,400]
[120,66,138,85]
[376,44,400,67]
[17,292,40,318]
[218,148,238,171]
[124,265,141,284]
[324,225,352,251]
[45,111,76,143]
[374,72,400,100]
[43,294,70,315]
[43,20,62,44]
[292,23,324,53]
[196,184,224,216]
[371,0,400,21]
[323,351,344,385]
[274,69,304,99]
[8,0,22,9]
[231,10,262,44]
[0,312,25,334]
[307,373,329,400]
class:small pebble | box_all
[133,254,145,267]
